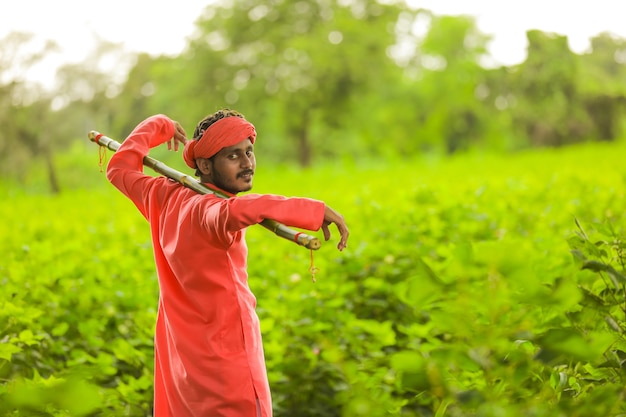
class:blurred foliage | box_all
[0,1,625,193]
[3,140,626,415]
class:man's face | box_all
[206,138,256,194]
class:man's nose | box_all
[241,154,253,168]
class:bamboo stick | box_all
[89,130,321,250]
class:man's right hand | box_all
[167,120,188,151]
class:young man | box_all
[106,109,349,417]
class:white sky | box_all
[1,0,625,87]
[413,0,626,67]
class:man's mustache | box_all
[237,169,254,178]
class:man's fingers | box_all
[322,223,331,241]
[168,131,188,152]
[337,225,349,251]
[173,135,185,151]
[321,221,349,251]
[172,122,189,150]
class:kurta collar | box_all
[201,182,236,198]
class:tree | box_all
[578,32,626,141]
[54,38,135,135]
[508,30,591,147]
[0,32,58,189]
[399,13,492,154]
[181,0,411,166]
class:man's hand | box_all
[167,121,188,151]
[321,205,349,251]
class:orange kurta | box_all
[106,115,325,417]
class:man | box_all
[106,109,349,417]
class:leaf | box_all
[17,329,42,346]
[604,316,622,333]
[0,343,21,361]
[55,377,103,416]
[393,257,446,307]
[581,260,626,287]
[389,350,430,391]
[4,375,102,416]
[574,217,588,238]
[570,249,586,262]
[414,257,445,286]
[390,350,425,374]
[578,286,607,309]
[353,319,396,347]
[550,370,568,391]
[52,322,70,336]
[534,328,610,364]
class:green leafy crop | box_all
[2,140,626,416]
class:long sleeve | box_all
[199,193,325,245]
[106,114,176,218]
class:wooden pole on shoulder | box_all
[89,130,321,250]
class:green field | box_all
[2,141,626,416]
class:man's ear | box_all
[197,158,212,176]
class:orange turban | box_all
[183,117,256,169]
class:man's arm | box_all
[201,193,349,251]
[106,115,187,217]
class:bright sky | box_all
[414,0,626,67]
[1,0,625,87]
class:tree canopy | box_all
[1,1,625,191]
